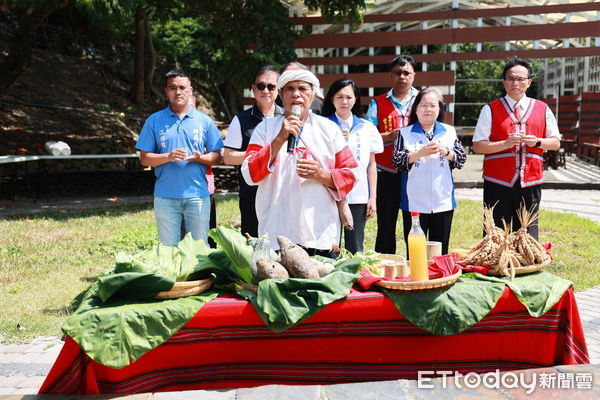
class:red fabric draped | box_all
[39,288,589,395]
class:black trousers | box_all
[208,195,217,248]
[343,203,367,254]
[301,246,339,259]
[483,180,541,240]
[239,183,259,238]
[402,209,454,257]
[375,170,402,254]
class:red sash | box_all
[374,93,414,173]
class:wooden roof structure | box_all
[272,0,600,121]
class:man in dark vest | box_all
[366,55,419,254]
[223,65,284,237]
[473,58,561,240]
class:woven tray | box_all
[155,278,213,299]
[487,256,552,277]
[374,270,461,291]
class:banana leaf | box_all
[99,234,215,302]
[384,277,505,336]
[208,227,254,283]
[98,272,175,302]
[63,284,218,368]
[243,257,362,333]
[465,271,573,317]
[383,271,573,336]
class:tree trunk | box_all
[130,5,146,104]
[223,80,242,117]
[0,0,73,94]
[143,15,160,99]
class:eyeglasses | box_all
[392,70,415,77]
[504,77,530,83]
[255,82,277,91]
[417,104,439,110]
[167,85,190,92]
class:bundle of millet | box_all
[461,206,505,266]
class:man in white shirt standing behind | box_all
[473,58,561,240]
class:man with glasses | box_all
[224,65,283,237]
[136,69,224,246]
[473,58,560,239]
[366,55,419,254]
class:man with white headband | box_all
[241,69,358,256]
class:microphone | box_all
[287,105,302,153]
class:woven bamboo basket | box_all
[374,269,461,291]
[487,256,552,277]
[155,278,213,299]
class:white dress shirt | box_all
[473,95,561,142]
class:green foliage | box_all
[63,283,217,368]
[305,0,368,23]
[208,227,254,284]
[454,58,504,126]
[73,0,134,41]
[153,0,297,95]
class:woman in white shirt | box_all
[322,79,383,253]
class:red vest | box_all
[483,98,546,187]
[374,93,414,173]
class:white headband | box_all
[277,70,324,99]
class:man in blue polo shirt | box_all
[136,69,223,246]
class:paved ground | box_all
[453,153,600,189]
[1,155,599,398]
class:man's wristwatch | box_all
[534,140,542,148]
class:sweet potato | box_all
[277,236,321,279]
[316,262,335,277]
[256,259,289,280]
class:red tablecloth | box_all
[39,287,589,395]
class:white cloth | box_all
[473,95,561,142]
[277,70,323,99]
[335,115,383,204]
[401,123,457,213]
[241,113,353,251]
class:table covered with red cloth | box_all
[39,287,589,395]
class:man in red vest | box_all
[366,55,419,254]
[473,58,561,240]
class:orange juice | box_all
[408,233,428,281]
[408,212,429,281]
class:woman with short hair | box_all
[392,87,467,255]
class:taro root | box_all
[256,259,289,280]
[316,262,335,277]
[277,236,321,279]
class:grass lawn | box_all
[0,196,598,343]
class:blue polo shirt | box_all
[136,105,223,198]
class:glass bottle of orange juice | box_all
[408,212,428,281]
